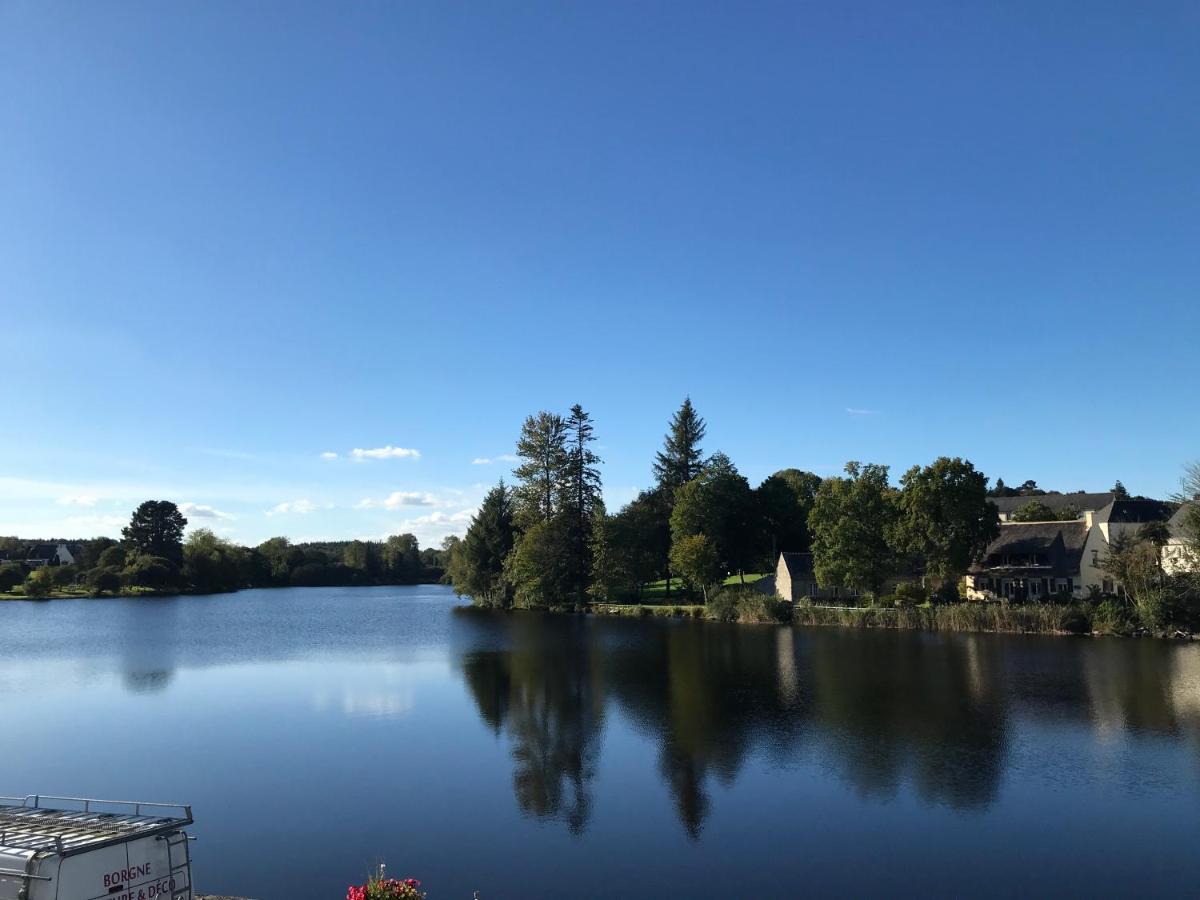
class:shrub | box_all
[23,567,56,598]
[705,591,739,623]
[893,582,929,608]
[1091,599,1133,635]
[736,593,793,624]
[87,567,122,597]
[0,563,24,593]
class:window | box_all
[1031,581,1040,595]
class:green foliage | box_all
[87,567,122,596]
[892,581,929,608]
[183,528,245,593]
[23,567,56,598]
[50,564,78,588]
[76,537,118,570]
[97,544,128,569]
[704,591,738,622]
[669,533,722,601]
[505,516,574,608]
[122,554,181,591]
[1003,499,1080,522]
[892,457,999,587]
[809,462,899,597]
[793,602,1095,634]
[670,453,757,580]
[513,411,568,528]
[1090,599,1133,635]
[653,396,707,491]
[450,482,516,607]
[562,404,603,602]
[122,500,187,565]
[0,563,25,592]
[754,469,821,562]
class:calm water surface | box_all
[3,585,1200,898]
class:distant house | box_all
[1161,502,1197,577]
[775,552,860,602]
[1078,499,1178,593]
[0,543,77,568]
[964,520,1089,601]
[991,492,1114,522]
[966,498,1181,601]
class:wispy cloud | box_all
[320,451,338,460]
[180,502,232,519]
[845,407,880,416]
[56,495,99,507]
[266,499,321,516]
[471,454,518,465]
[356,492,438,510]
[351,446,421,461]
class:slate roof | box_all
[779,552,815,579]
[992,492,1114,517]
[970,521,1088,578]
[1098,499,1178,524]
[1168,502,1197,539]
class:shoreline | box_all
[469,599,1197,641]
[0,579,445,602]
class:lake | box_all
[3,585,1199,898]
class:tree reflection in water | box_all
[454,608,1200,838]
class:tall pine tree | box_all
[563,404,602,601]
[513,411,568,528]
[652,397,707,599]
[653,397,707,491]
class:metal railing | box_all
[1,795,191,822]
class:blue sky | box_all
[2,1,1197,547]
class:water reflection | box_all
[453,610,1200,837]
[460,616,604,834]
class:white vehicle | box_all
[0,796,193,900]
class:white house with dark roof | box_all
[0,543,76,568]
[1078,499,1178,594]
[964,520,1089,601]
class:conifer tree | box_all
[563,404,603,601]
[513,411,568,528]
[653,397,707,491]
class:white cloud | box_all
[356,491,438,510]
[845,407,880,416]
[386,508,477,546]
[320,451,338,460]
[384,491,435,508]
[350,446,421,461]
[267,499,320,516]
[471,453,518,465]
[180,502,232,520]
[56,495,98,507]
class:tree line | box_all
[448,398,1016,607]
[0,501,450,598]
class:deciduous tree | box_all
[809,462,898,597]
[891,457,999,588]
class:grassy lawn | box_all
[1,586,157,601]
[639,573,768,603]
